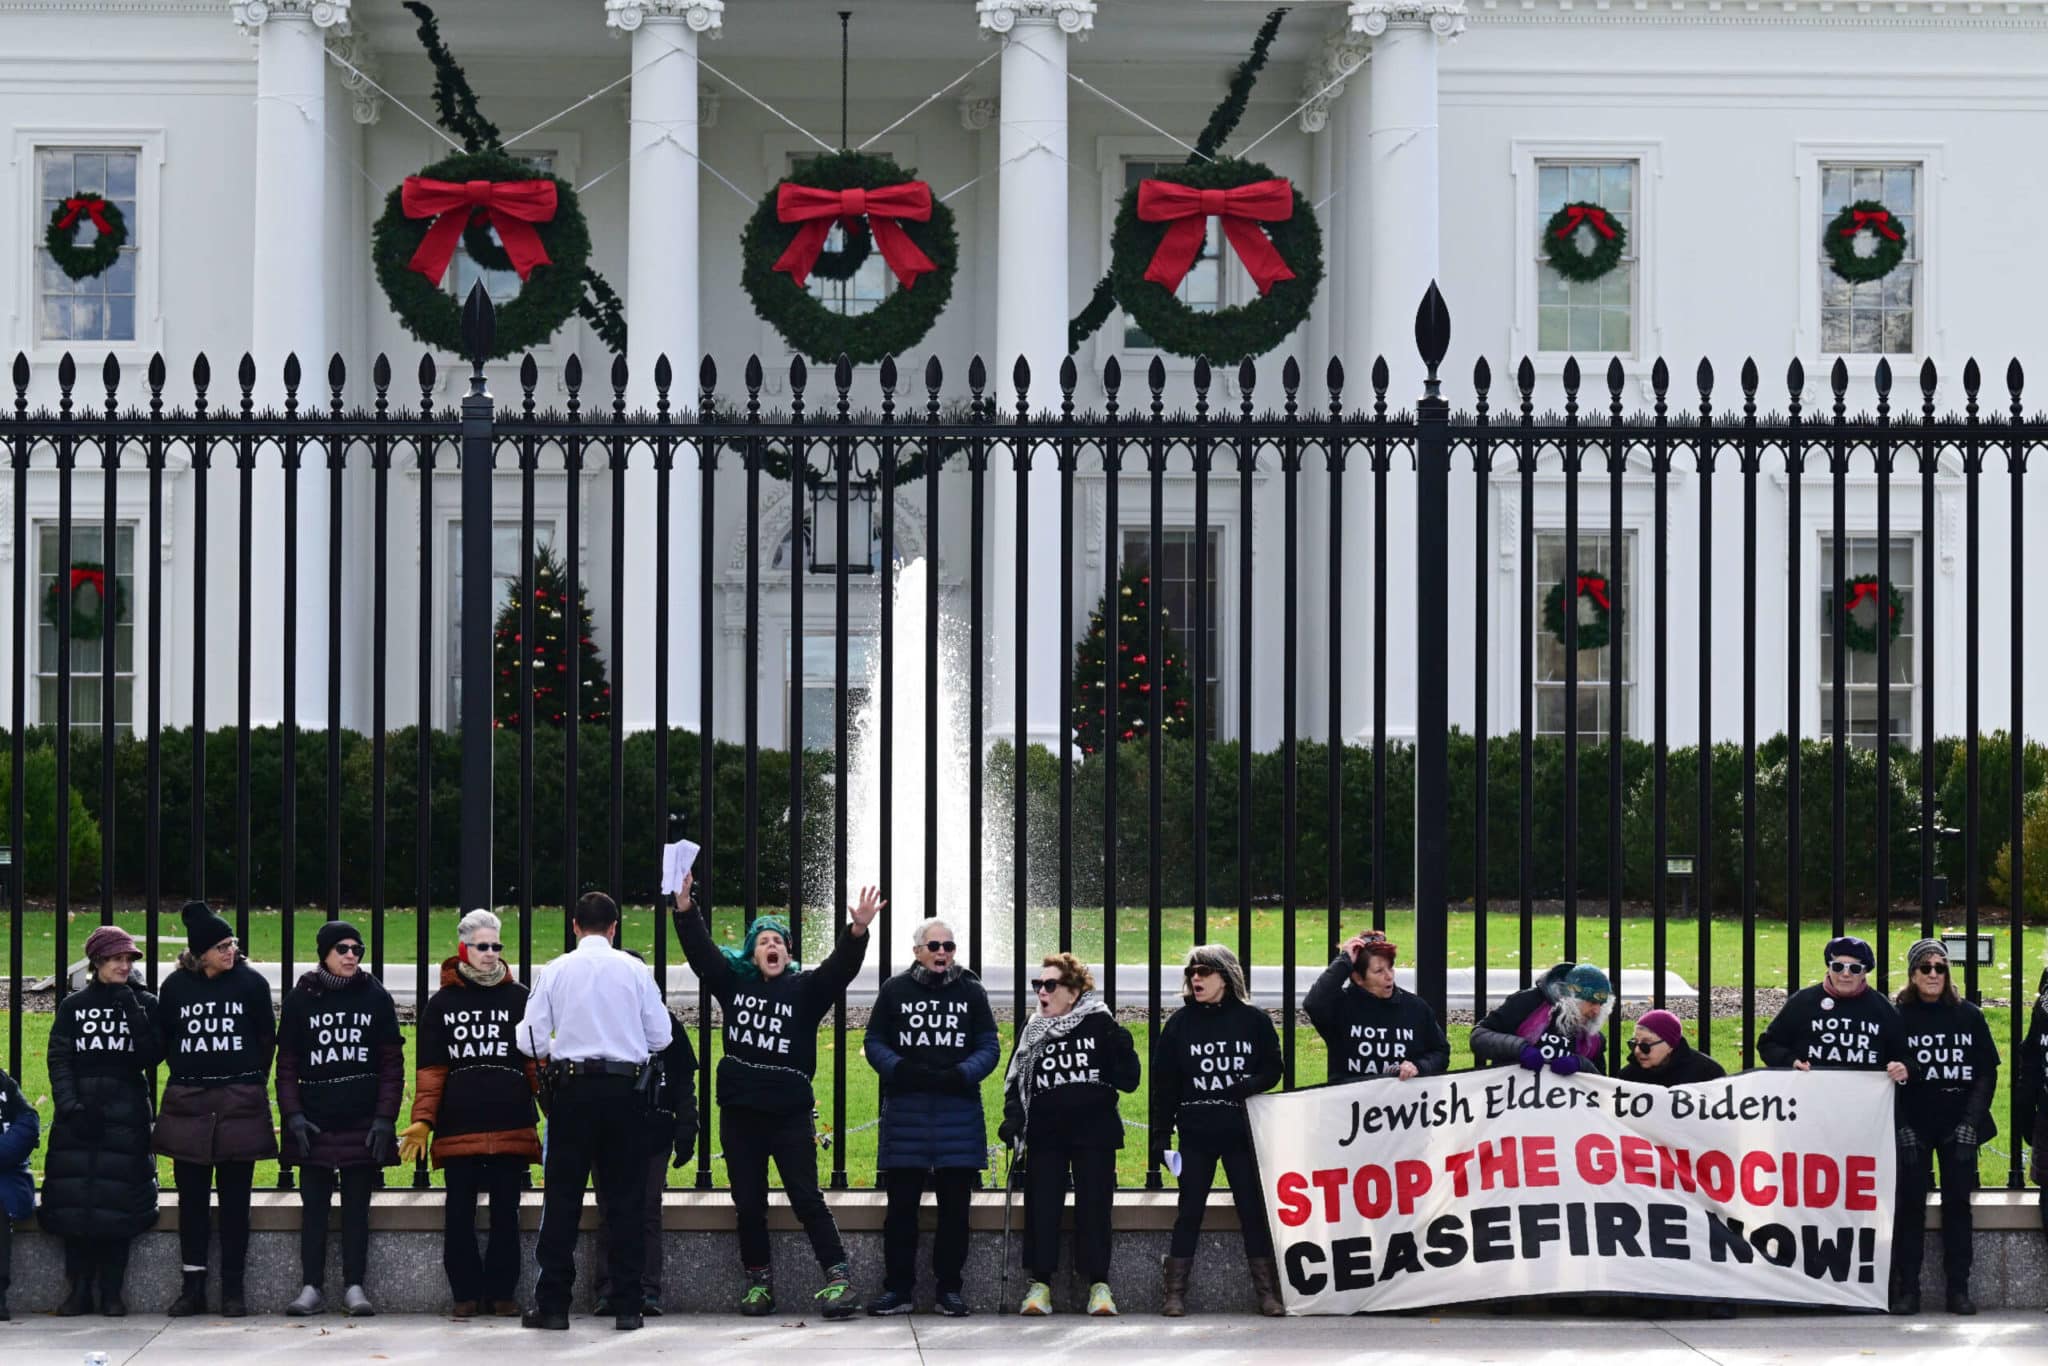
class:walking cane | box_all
[998,1139,1022,1310]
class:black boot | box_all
[98,1256,128,1318]
[220,1280,248,1319]
[167,1270,208,1317]
[57,1279,93,1317]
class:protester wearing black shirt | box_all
[1758,936,1909,1076]
[41,925,162,1318]
[276,921,405,1317]
[1616,1009,1726,1088]
[2019,965,2048,1263]
[153,902,276,1317]
[864,918,1000,1318]
[1150,944,1283,1317]
[673,874,881,1318]
[1893,939,1999,1317]
[1001,953,1141,1317]
[1305,931,1450,1081]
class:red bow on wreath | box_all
[55,197,115,236]
[66,566,107,601]
[1844,579,1897,619]
[1574,575,1611,610]
[1839,208,1902,242]
[773,182,938,289]
[1552,204,1617,242]
[1137,178,1298,296]
[401,177,559,287]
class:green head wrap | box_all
[721,914,801,981]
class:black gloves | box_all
[894,1061,938,1091]
[672,1134,695,1170]
[366,1116,398,1165]
[997,1115,1020,1147]
[286,1113,322,1161]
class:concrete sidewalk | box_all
[3,1312,2044,1364]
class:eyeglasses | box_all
[924,940,957,954]
[1185,965,1218,978]
[1630,1039,1664,1054]
[1033,978,1065,994]
[1828,960,1867,976]
[469,942,504,954]
[332,943,365,958]
[1915,961,1950,976]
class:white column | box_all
[980,0,1093,753]
[1340,2,1460,742]
[235,0,348,726]
[607,0,721,731]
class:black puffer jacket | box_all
[39,979,164,1240]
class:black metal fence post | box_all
[458,283,497,915]
[1413,284,1452,1017]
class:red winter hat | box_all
[84,924,140,962]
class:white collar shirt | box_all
[516,933,674,1064]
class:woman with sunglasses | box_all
[1891,939,1998,1316]
[1616,1009,1724,1087]
[399,909,540,1320]
[1150,944,1283,1317]
[275,920,405,1317]
[863,918,1000,1317]
[1000,953,1140,1317]
[1758,936,1908,1077]
[152,901,277,1317]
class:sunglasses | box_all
[1828,961,1867,976]
[1915,961,1949,976]
[332,943,365,958]
[469,942,504,954]
[923,940,957,954]
[1185,965,1218,978]
[1033,978,1066,994]
[1630,1038,1664,1054]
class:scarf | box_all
[1004,990,1110,1123]
[910,962,964,987]
[316,966,365,993]
[1823,973,1868,1001]
[719,914,802,982]
[457,956,509,988]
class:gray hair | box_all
[1181,943,1251,1004]
[909,917,955,951]
[457,908,502,942]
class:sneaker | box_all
[1019,1281,1053,1316]
[815,1263,861,1320]
[286,1284,325,1317]
[640,1294,664,1318]
[867,1288,914,1316]
[592,1297,616,1318]
[936,1290,971,1317]
[1086,1282,1118,1317]
[738,1269,775,1317]
[343,1285,375,1317]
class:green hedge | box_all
[2,724,2036,912]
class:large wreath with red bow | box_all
[1107,157,1322,363]
[1542,201,1627,284]
[1824,199,1908,284]
[45,193,128,281]
[371,149,591,361]
[1543,573,1613,652]
[43,561,125,642]
[1839,574,1905,654]
[741,150,959,365]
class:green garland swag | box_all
[43,561,125,641]
[372,149,591,361]
[741,150,958,365]
[1107,157,1322,363]
[45,193,127,282]
[1840,574,1904,654]
[1825,199,1908,284]
[1542,201,1627,284]
[1543,574,1612,653]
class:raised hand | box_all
[672,870,694,916]
[849,885,886,935]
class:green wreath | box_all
[806,214,873,284]
[741,150,958,365]
[1542,201,1627,284]
[1107,157,1322,362]
[1840,574,1905,654]
[45,193,127,282]
[1543,573,1612,652]
[43,561,125,641]
[372,149,591,360]
[1824,199,1908,284]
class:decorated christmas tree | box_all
[493,543,611,728]
[1070,564,1195,756]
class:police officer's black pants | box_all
[722,1104,846,1272]
[1022,1143,1115,1285]
[1894,1136,1977,1290]
[443,1154,525,1304]
[298,1164,374,1288]
[536,1073,646,1316]
[1168,1146,1273,1260]
[881,1166,975,1296]
[174,1160,255,1289]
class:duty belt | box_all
[551,1058,646,1079]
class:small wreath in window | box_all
[44,193,128,282]
[43,561,126,642]
[1824,200,1908,284]
[1541,201,1626,284]
[1543,573,1613,653]
[1106,157,1323,363]
[371,149,591,360]
[740,150,957,364]
[1840,574,1905,654]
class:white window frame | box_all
[11,127,166,366]
[1529,527,1637,744]
[1116,523,1225,742]
[1814,530,1919,751]
[1510,138,1662,376]
[784,630,877,754]
[1794,140,1945,377]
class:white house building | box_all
[3,0,2045,763]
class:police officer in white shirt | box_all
[516,891,672,1332]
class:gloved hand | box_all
[367,1116,398,1166]
[939,1066,975,1096]
[672,1135,695,1170]
[58,1102,95,1139]
[1518,1045,1547,1071]
[286,1112,321,1161]
[1549,1053,1584,1077]
[997,1115,1020,1146]
[397,1120,432,1165]
[1951,1121,1980,1149]
[893,1061,937,1091]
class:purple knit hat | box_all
[1637,1008,1684,1049]
[84,924,140,962]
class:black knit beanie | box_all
[181,900,234,957]
[317,920,365,961]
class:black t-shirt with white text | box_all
[1758,983,1906,1072]
[156,961,276,1087]
[1899,994,2000,1141]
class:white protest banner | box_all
[1248,1068,1894,1314]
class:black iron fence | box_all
[3,282,2040,1189]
